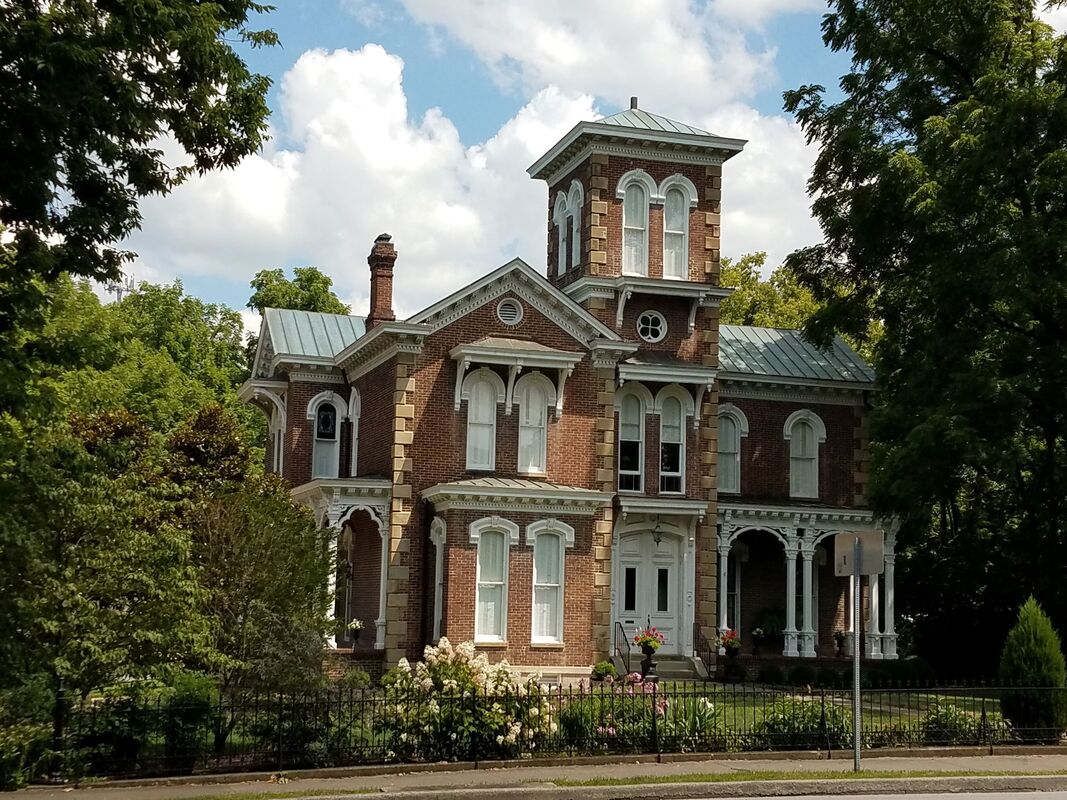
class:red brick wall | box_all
[284,378,349,486]
[353,359,396,478]
[440,508,597,667]
[719,395,859,507]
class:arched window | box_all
[470,517,518,643]
[467,378,497,470]
[307,391,344,479]
[784,410,826,498]
[568,180,583,270]
[516,373,554,475]
[618,392,644,491]
[717,403,749,494]
[553,192,569,276]
[313,401,339,479]
[663,186,687,279]
[623,183,648,276]
[659,396,684,493]
[348,388,361,476]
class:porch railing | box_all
[614,620,632,675]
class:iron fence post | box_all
[651,682,660,761]
[275,691,284,771]
[50,675,66,783]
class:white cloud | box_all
[710,0,823,28]
[1038,2,1067,33]
[126,46,599,318]
[387,0,777,118]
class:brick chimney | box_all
[366,233,397,329]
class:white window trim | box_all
[307,390,346,480]
[783,409,827,499]
[553,191,569,275]
[661,178,695,281]
[568,180,584,270]
[430,517,447,643]
[618,169,656,277]
[717,403,750,494]
[526,519,575,644]
[348,387,361,477]
[268,405,285,475]
[470,516,520,643]
[514,371,557,476]
[616,383,653,492]
[462,368,506,471]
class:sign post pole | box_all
[852,535,862,772]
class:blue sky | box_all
[126,0,858,328]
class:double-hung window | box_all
[517,377,548,475]
[622,183,648,275]
[659,396,684,493]
[618,394,643,491]
[663,186,687,279]
[311,398,340,479]
[785,410,825,499]
[466,377,497,470]
[717,404,748,494]
[475,529,507,641]
[532,532,562,642]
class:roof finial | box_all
[630,96,638,110]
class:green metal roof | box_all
[719,325,875,385]
[596,108,716,137]
[265,308,365,360]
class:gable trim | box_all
[407,258,619,346]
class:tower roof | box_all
[528,102,746,183]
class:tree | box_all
[720,252,820,330]
[783,0,1067,673]
[247,267,351,316]
[998,597,1067,740]
[0,1,275,289]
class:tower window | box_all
[637,310,667,343]
[663,186,687,279]
[622,183,649,276]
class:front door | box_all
[615,532,682,656]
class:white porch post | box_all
[326,526,340,648]
[883,547,898,659]
[375,522,389,650]
[866,573,883,659]
[799,544,816,657]
[717,542,730,654]
[783,535,799,657]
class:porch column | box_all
[799,544,816,657]
[883,550,898,659]
[865,574,883,659]
[326,526,340,648]
[717,542,730,654]
[783,537,799,657]
[375,523,389,650]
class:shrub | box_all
[591,661,618,681]
[247,693,343,768]
[660,695,722,752]
[71,686,158,775]
[0,680,52,789]
[336,668,372,691]
[756,664,784,685]
[375,638,555,762]
[559,682,655,753]
[162,673,215,775]
[998,597,1067,742]
[787,665,816,687]
[919,700,1012,745]
[749,695,851,751]
[815,667,843,688]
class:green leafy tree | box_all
[720,252,820,330]
[783,0,1067,673]
[0,1,275,289]
[998,597,1067,740]
[247,267,351,316]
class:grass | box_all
[555,768,1067,787]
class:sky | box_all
[121,0,1067,333]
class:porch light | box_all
[651,516,663,547]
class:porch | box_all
[717,502,899,660]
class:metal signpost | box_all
[835,530,885,772]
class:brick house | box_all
[240,101,898,681]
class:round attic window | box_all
[637,310,667,343]
[497,298,523,326]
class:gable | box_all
[406,258,619,347]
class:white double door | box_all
[615,532,683,656]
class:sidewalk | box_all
[19,752,1067,800]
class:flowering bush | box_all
[633,627,666,651]
[375,638,555,762]
[719,628,741,652]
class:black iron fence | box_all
[45,681,1067,779]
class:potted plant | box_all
[834,628,847,658]
[751,627,766,657]
[633,627,665,656]
[719,628,741,659]
[347,618,364,644]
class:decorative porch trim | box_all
[422,480,612,517]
